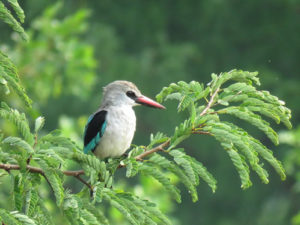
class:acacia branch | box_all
[63,170,85,176]
[74,174,93,190]
[0,164,43,174]
[192,130,211,135]
[0,140,171,190]
[133,87,218,161]
[200,87,220,116]
[0,163,89,189]
[135,139,170,161]
[0,164,85,176]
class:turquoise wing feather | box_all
[83,110,107,154]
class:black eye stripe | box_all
[126,91,137,99]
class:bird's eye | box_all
[126,91,136,99]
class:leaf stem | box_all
[200,87,220,116]
[135,139,170,161]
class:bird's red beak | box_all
[135,96,166,109]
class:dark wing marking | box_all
[83,110,107,153]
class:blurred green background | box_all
[1,0,300,224]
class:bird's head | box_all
[102,80,165,109]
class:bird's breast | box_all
[94,106,136,159]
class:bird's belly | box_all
[94,128,134,158]
[94,107,136,159]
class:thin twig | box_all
[28,134,38,165]
[187,87,220,136]
[0,164,88,190]
[0,164,43,173]
[63,170,85,176]
[75,175,93,190]
[200,87,220,116]
[0,164,85,176]
[135,139,170,161]
[41,173,52,189]
[33,134,38,148]
[191,130,211,135]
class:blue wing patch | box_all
[83,110,107,154]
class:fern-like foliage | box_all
[0,0,27,40]
[155,70,291,189]
[0,0,31,107]
[0,4,293,224]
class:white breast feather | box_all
[94,105,136,159]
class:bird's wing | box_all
[83,110,107,154]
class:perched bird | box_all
[83,81,165,159]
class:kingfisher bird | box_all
[83,80,165,159]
